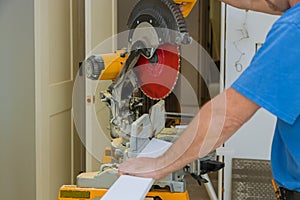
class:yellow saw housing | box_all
[59,186,190,200]
[173,0,197,17]
[98,50,128,80]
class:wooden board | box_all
[101,139,172,200]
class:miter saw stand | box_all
[59,0,224,199]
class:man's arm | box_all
[220,0,282,15]
[118,88,260,179]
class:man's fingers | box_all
[117,171,129,177]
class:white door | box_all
[85,0,118,172]
[35,0,73,199]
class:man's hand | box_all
[118,157,167,180]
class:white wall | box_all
[0,0,36,199]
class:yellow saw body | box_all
[59,186,190,200]
[98,50,128,80]
[174,0,197,17]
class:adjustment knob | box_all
[85,55,104,80]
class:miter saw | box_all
[59,0,224,199]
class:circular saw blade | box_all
[134,44,180,100]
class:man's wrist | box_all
[155,155,171,179]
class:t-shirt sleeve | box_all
[232,22,300,125]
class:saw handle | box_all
[173,0,197,17]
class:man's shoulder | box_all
[276,3,300,28]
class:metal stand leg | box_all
[203,174,218,200]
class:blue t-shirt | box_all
[232,3,300,191]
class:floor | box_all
[186,172,219,200]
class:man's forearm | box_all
[220,0,282,15]
[118,88,259,179]
[156,88,259,178]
